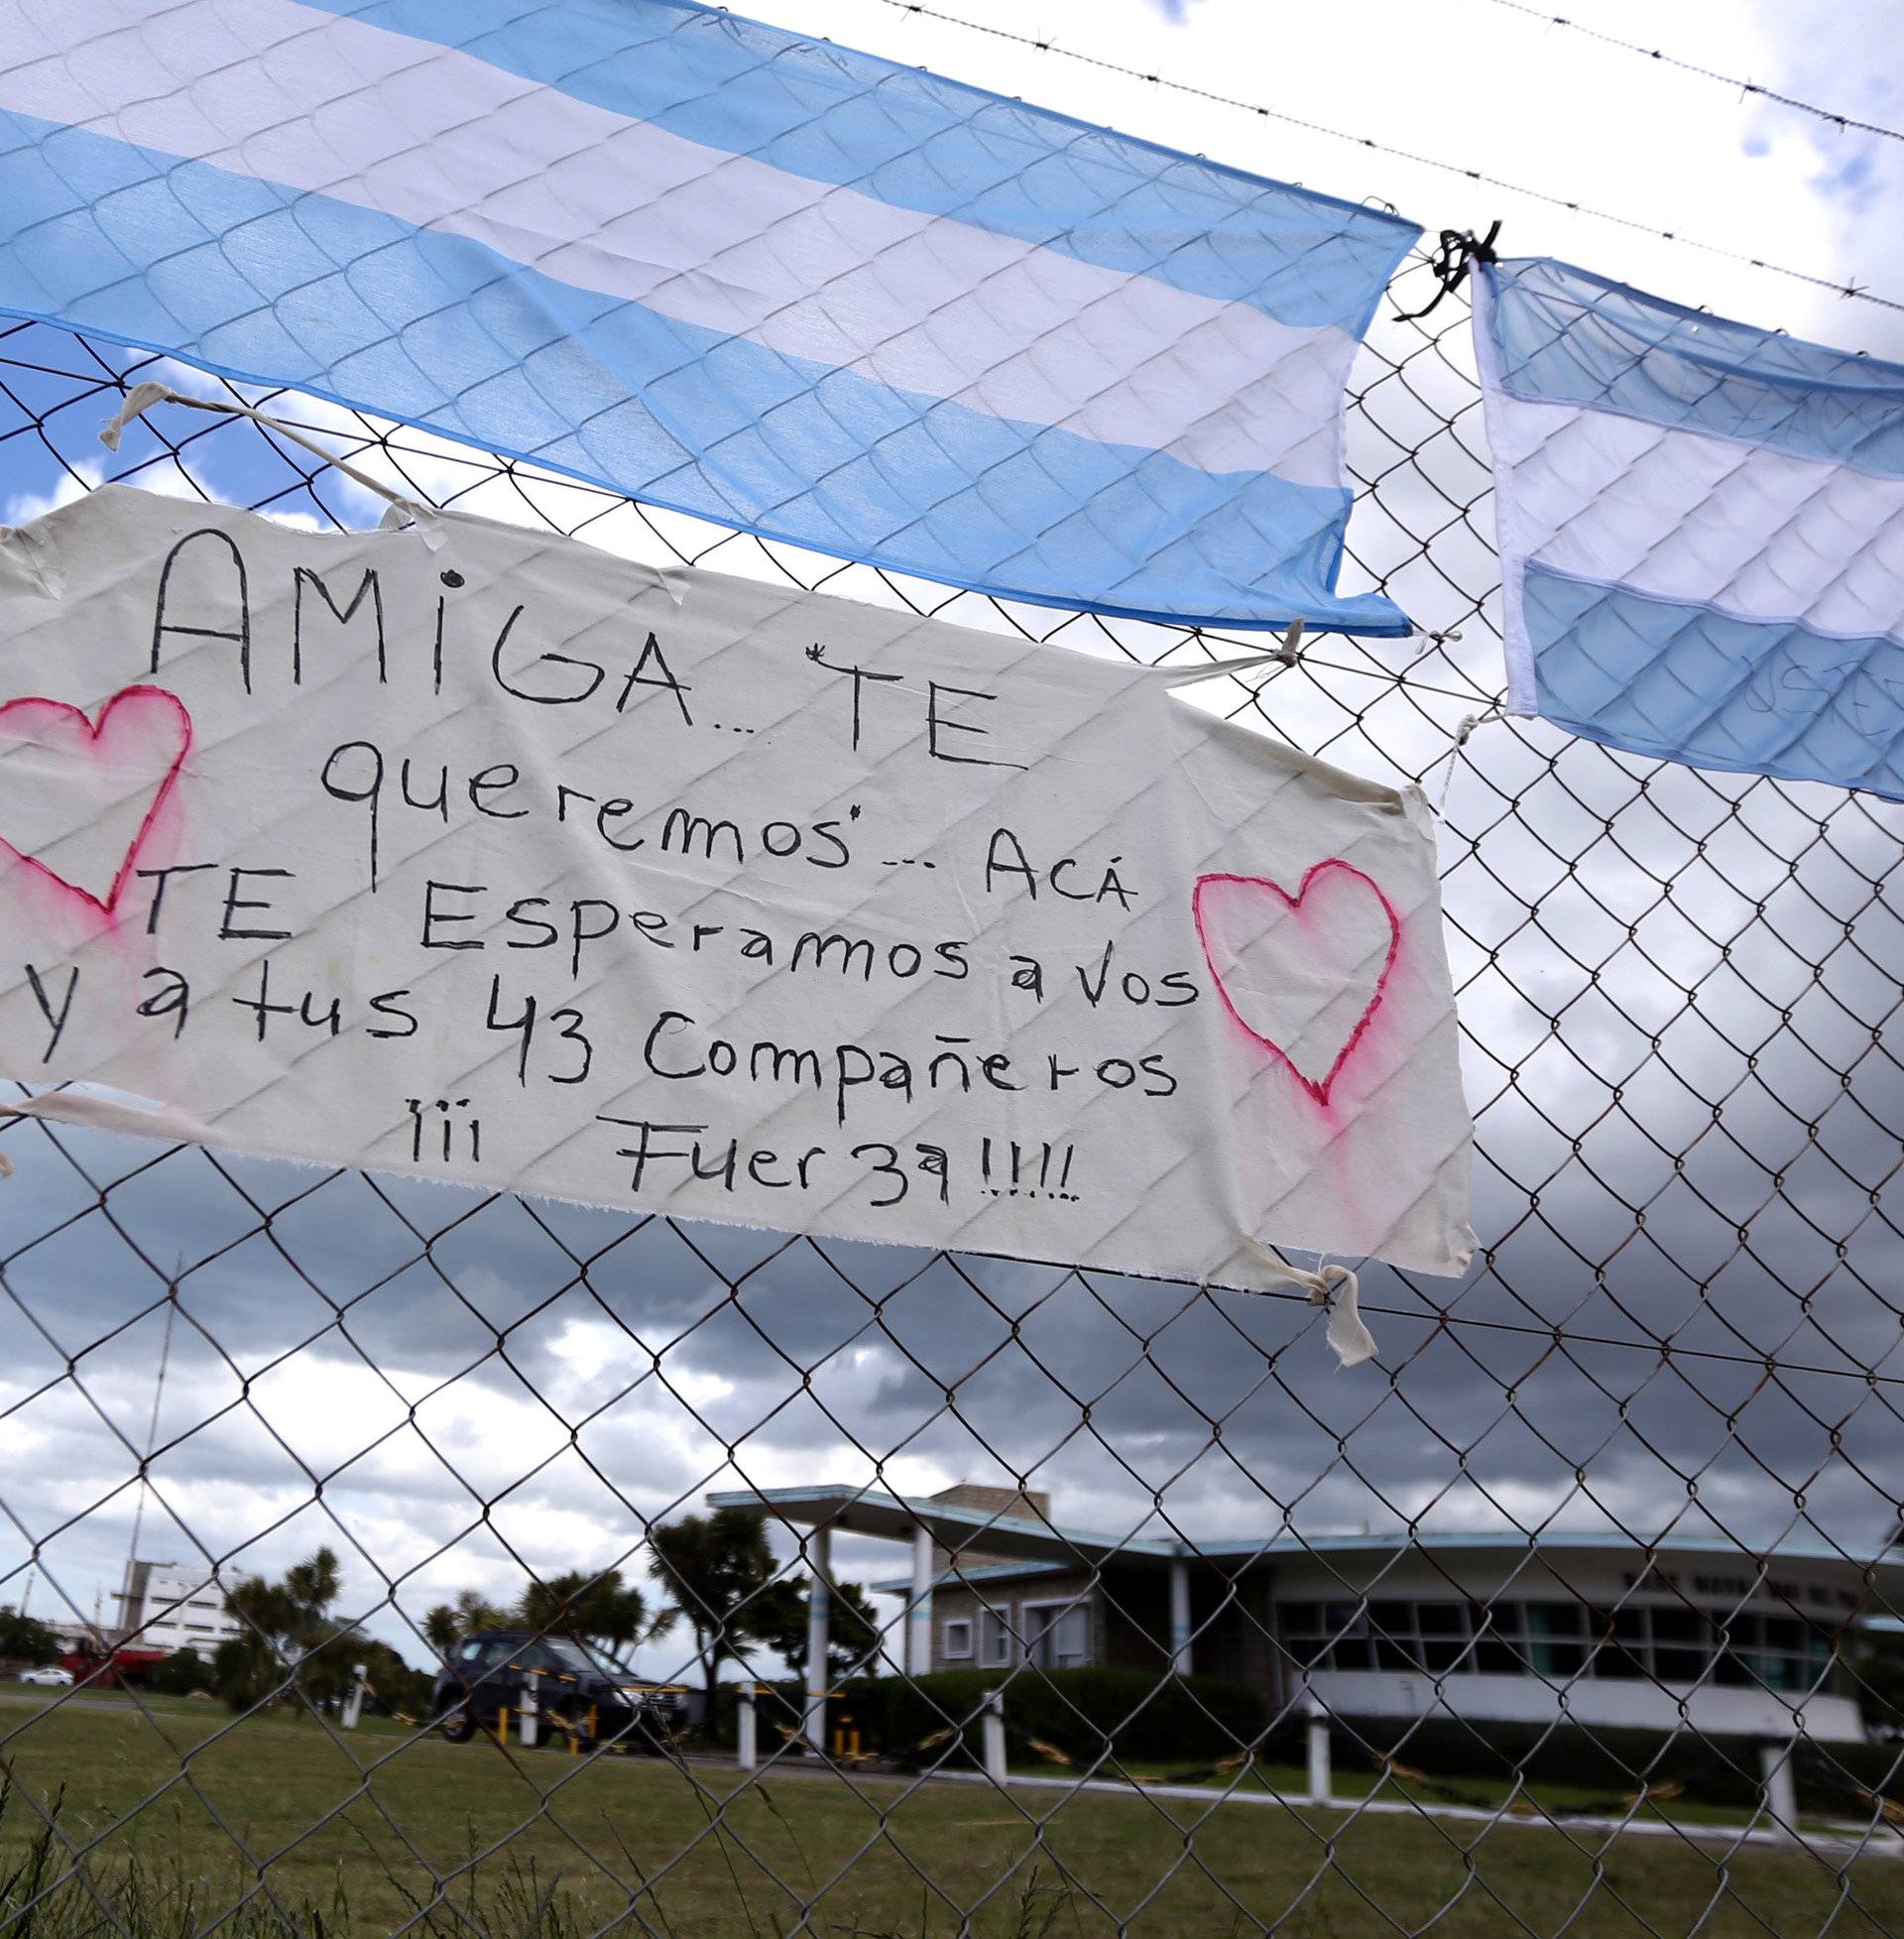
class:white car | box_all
[17,1664,72,1688]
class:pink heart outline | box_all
[0,684,193,918]
[1192,859,1400,1107]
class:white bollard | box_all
[341,1663,367,1731]
[1305,1700,1332,1804]
[1759,1734,1798,1842]
[520,1668,539,1750]
[737,1685,758,1772]
[982,1689,1008,1786]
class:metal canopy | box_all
[710,1488,1904,1591]
[704,1486,1178,1569]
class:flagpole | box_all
[122,1293,178,1640]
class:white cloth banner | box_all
[0,487,1475,1284]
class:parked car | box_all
[431,1632,687,1749]
[18,1664,73,1687]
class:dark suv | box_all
[431,1631,687,1749]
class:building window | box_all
[1022,1601,1091,1670]
[1521,1602,1587,1677]
[979,1609,1012,1667]
[1277,1601,1459,1675]
[941,1619,973,1661]
[1646,1606,1708,1684]
[1276,1602,1368,1672]
[1277,1596,1838,1693]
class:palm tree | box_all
[420,1588,513,1661]
[520,1568,650,1667]
[421,1604,460,1658]
[219,1544,346,1715]
[285,1548,339,1608]
[647,1509,776,1700]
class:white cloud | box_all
[3,461,102,527]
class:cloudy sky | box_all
[0,0,1901,1683]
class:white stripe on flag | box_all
[1486,388,1904,645]
[1,0,1355,485]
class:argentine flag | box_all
[1476,257,1904,800]
[0,0,1419,635]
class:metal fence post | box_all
[1305,1699,1332,1804]
[1758,1734,1798,1842]
[982,1688,1007,1786]
[340,1662,366,1732]
[736,1683,757,1771]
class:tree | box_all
[421,1605,458,1659]
[421,1588,513,1661]
[218,1544,351,1715]
[352,1636,432,1721]
[284,1548,340,1618]
[0,1605,60,1667]
[647,1509,779,1699]
[519,1569,649,1666]
[752,1576,885,1682]
[147,1647,213,1696]
[209,1636,251,1700]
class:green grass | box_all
[0,1699,1900,1936]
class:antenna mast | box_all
[121,1294,178,1639]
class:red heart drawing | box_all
[1193,860,1400,1106]
[0,685,193,917]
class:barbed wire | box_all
[871,0,1904,313]
[1475,0,1904,144]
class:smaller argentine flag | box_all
[1475,257,1904,801]
[0,0,1420,636]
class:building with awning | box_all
[708,1483,1901,1747]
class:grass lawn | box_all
[0,1697,1900,1936]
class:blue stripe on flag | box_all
[298,0,1417,334]
[1522,562,1904,800]
[1487,258,1904,477]
[0,111,1404,635]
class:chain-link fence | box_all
[1,249,1902,1937]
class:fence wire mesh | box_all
[1,250,1902,1938]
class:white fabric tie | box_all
[1244,1239,1377,1367]
[1432,705,1500,815]
[100,381,430,524]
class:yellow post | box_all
[497,1705,509,1745]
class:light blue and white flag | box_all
[0,0,1419,635]
[1475,257,1904,799]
